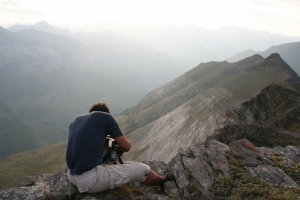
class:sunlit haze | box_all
[1,0,300,36]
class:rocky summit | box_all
[0,139,299,200]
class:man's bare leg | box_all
[141,170,164,186]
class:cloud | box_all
[175,10,188,18]
[1,0,20,6]
[250,0,276,6]
[251,0,300,7]
[0,0,42,15]
[278,0,300,5]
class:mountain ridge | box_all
[8,21,300,67]
[213,81,300,141]
[247,53,300,82]
[227,42,300,75]
[119,53,300,162]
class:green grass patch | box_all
[0,141,67,189]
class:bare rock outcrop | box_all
[1,139,299,199]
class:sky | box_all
[1,0,300,36]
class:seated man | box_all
[66,102,170,193]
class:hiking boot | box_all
[163,172,175,182]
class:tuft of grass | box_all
[271,155,300,186]
[211,175,233,197]
[184,169,204,197]
[186,181,202,197]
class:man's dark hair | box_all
[89,102,110,113]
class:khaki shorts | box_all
[67,161,150,193]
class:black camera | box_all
[102,135,123,165]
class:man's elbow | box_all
[114,136,131,152]
[124,143,131,152]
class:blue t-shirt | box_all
[66,111,123,175]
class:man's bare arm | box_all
[114,136,131,152]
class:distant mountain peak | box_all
[7,21,73,37]
[34,21,51,27]
[265,53,281,60]
[33,21,57,31]
[35,21,49,25]
[245,53,300,82]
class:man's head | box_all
[89,102,110,113]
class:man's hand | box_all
[114,136,131,152]
[117,147,125,156]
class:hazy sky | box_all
[1,0,300,36]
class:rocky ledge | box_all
[0,139,299,200]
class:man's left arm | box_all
[114,136,131,153]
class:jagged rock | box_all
[222,104,256,126]
[164,181,179,195]
[204,148,230,177]
[229,139,273,166]
[80,197,99,200]
[169,154,190,196]
[254,165,299,188]
[257,146,277,158]
[1,139,299,199]
[49,172,77,199]
[205,140,231,152]
[274,146,291,155]
[274,146,300,164]
[0,174,52,200]
[258,145,300,168]
[145,193,166,200]
[229,139,261,156]
[287,145,300,153]
[182,156,214,194]
[244,156,263,166]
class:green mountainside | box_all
[118,53,300,162]
[0,141,67,189]
[0,101,39,159]
[0,27,92,149]
[13,29,89,56]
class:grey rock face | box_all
[229,139,273,166]
[0,139,299,199]
[0,174,52,200]
[206,140,231,152]
[50,172,77,200]
[164,181,179,195]
[254,165,299,188]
